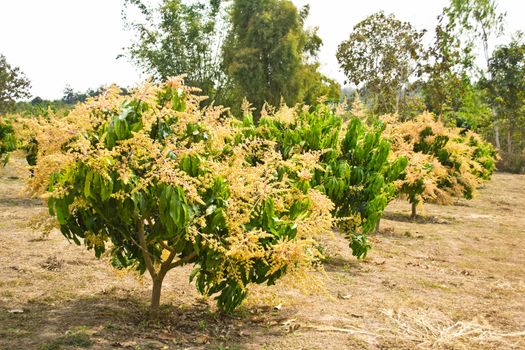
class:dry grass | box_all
[1,155,524,349]
[383,308,525,349]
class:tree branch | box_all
[146,217,155,229]
[167,252,198,270]
[159,240,174,252]
[137,217,158,280]
[159,247,178,275]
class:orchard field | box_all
[1,154,524,350]
[1,0,524,349]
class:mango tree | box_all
[31,79,333,313]
[383,113,496,218]
[0,116,16,166]
[240,104,407,258]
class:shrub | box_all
[463,131,498,180]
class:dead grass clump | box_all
[40,256,64,271]
[383,308,525,349]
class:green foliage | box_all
[421,13,492,132]
[222,0,324,117]
[444,0,505,43]
[123,0,228,103]
[453,81,492,130]
[0,116,16,166]
[37,79,332,312]
[336,11,424,115]
[486,33,525,154]
[421,11,474,119]
[0,54,31,114]
[398,94,427,121]
[15,84,121,118]
[124,0,339,115]
[61,85,114,105]
[385,114,497,217]
[242,105,407,258]
[419,129,476,198]
[467,132,497,179]
[300,63,341,106]
[15,99,71,118]
[441,0,506,148]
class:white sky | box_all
[0,0,523,100]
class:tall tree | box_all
[222,0,323,116]
[421,12,472,117]
[336,12,425,115]
[421,19,491,131]
[442,0,505,148]
[486,33,525,154]
[299,63,341,106]
[0,54,31,113]
[123,0,229,103]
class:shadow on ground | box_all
[0,289,295,350]
[382,211,454,225]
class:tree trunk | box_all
[136,216,198,317]
[150,276,164,313]
[493,119,501,150]
[395,88,401,115]
[137,216,163,317]
[507,127,512,154]
[374,217,381,234]
[483,32,501,151]
[411,202,417,219]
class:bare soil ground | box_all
[1,155,524,350]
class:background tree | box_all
[0,54,31,114]
[62,85,104,105]
[61,85,119,105]
[15,98,69,118]
[421,13,474,119]
[486,33,525,154]
[222,0,323,117]
[123,0,229,103]
[442,0,505,148]
[299,63,341,106]
[0,116,16,165]
[336,12,425,115]
[419,19,492,132]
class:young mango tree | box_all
[383,113,496,218]
[463,130,498,180]
[393,150,448,219]
[0,116,16,166]
[30,78,334,313]
[2,113,47,174]
[239,104,407,258]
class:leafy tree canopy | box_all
[0,54,31,114]
[222,0,325,117]
[336,11,425,115]
[486,33,525,153]
[123,0,228,103]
